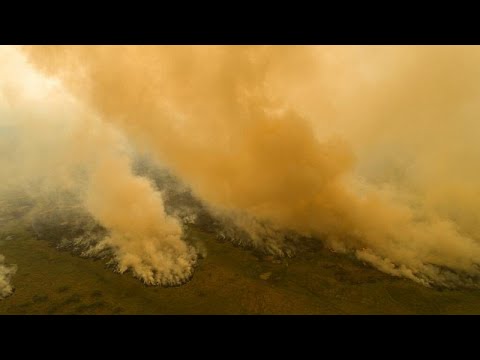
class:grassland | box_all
[1,216,480,314]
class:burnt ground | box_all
[1,213,480,314]
[1,164,480,314]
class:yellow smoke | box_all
[0,46,196,286]
[9,45,480,287]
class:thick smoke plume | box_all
[2,45,480,287]
[0,46,196,286]
[84,151,197,285]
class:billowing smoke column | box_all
[3,45,480,288]
[0,46,197,286]
[84,151,197,285]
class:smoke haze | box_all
[2,45,480,288]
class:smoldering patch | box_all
[0,255,16,299]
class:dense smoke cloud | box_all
[0,46,197,286]
[2,45,480,287]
